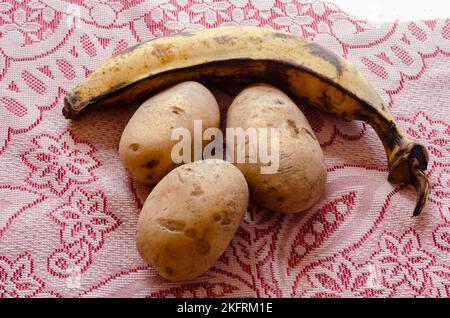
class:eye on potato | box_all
[119,81,220,185]
[226,83,327,213]
[136,159,249,281]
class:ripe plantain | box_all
[63,26,430,216]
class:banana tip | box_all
[63,95,78,119]
[388,142,430,217]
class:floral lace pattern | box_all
[0,0,449,297]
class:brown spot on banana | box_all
[63,26,430,216]
[151,43,175,64]
[272,32,298,40]
[317,89,333,112]
[214,35,236,45]
[304,42,344,77]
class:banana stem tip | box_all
[388,143,430,217]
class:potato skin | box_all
[136,159,249,281]
[119,81,219,185]
[226,83,327,213]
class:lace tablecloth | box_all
[0,0,449,298]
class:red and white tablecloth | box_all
[0,0,449,298]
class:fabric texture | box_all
[0,0,449,298]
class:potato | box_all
[136,159,249,281]
[226,83,327,213]
[119,81,219,185]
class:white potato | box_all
[119,81,219,185]
[226,83,327,213]
[136,159,249,281]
